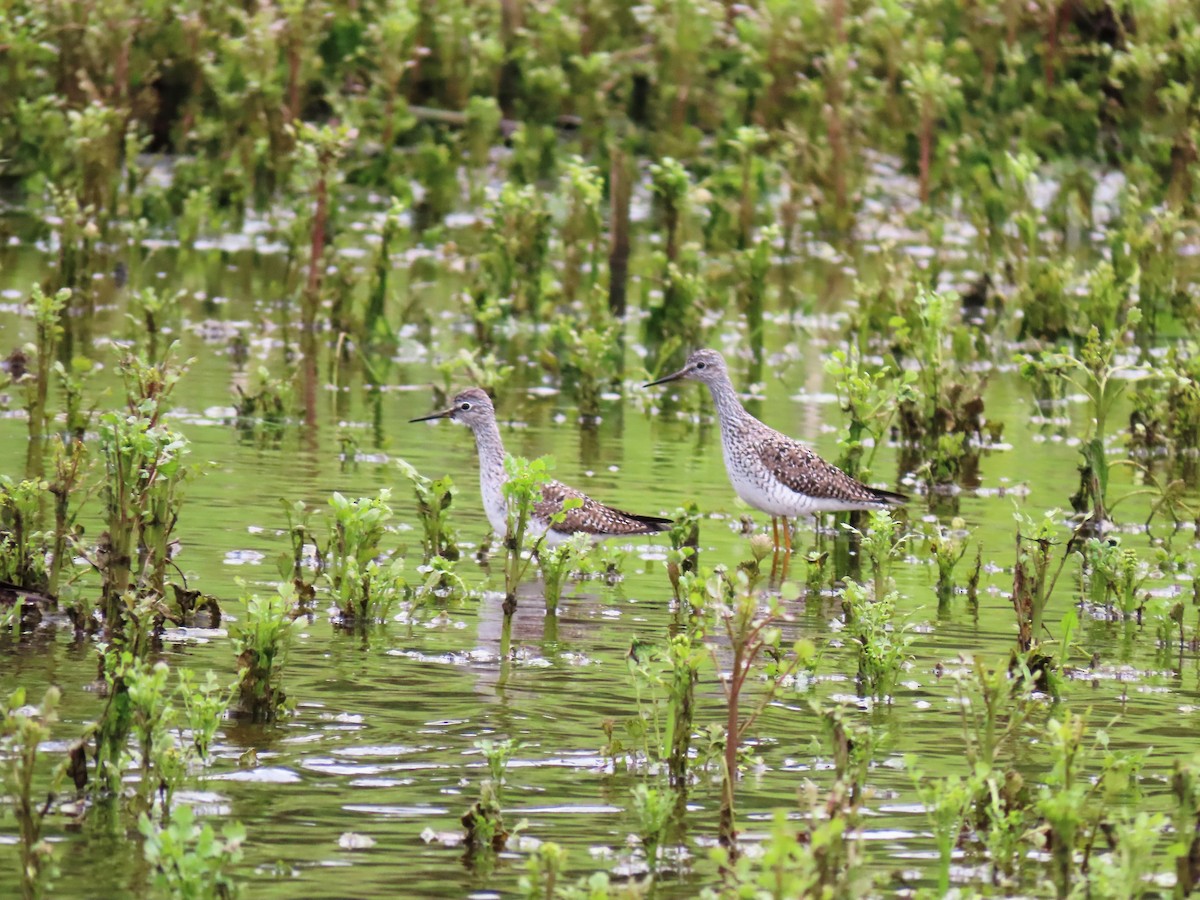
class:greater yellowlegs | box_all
[410,388,671,545]
[646,349,906,553]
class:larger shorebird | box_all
[410,388,671,546]
[646,349,906,552]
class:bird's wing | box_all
[755,433,899,504]
[535,480,671,536]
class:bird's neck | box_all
[471,419,508,484]
[706,374,752,429]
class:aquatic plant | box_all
[1034,711,1089,898]
[1170,756,1200,897]
[326,490,407,625]
[825,347,898,483]
[125,659,187,815]
[847,508,906,603]
[14,286,71,468]
[629,784,672,877]
[888,286,990,485]
[395,461,459,562]
[462,738,521,853]
[96,349,193,634]
[550,309,622,423]
[480,183,551,328]
[665,503,701,605]
[1084,538,1148,621]
[276,499,320,606]
[903,42,963,204]
[705,805,867,900]
[840,580,913,701]
[927,518,973,607]
[733,224,776,366]
[0,476,51,602]
[139,804,244,900]
[1019,324,1137,526]
[644,158,702,368]
[517,841,569,900]
[558,158,605,306]
[128,288,184,362]
[46,438,88,605]
[293,122,352,425]
[1011,509,1062,653]
[539,534,588,617]
[499,455,557,622]
[2,686,63,900]
[707,570,803,849]
[617,631,704,787]
[231,586,300,722]
[909,767,973,896]
[433,349,513,402]
[175,669,233,762]
[363,198,408,343]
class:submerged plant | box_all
[841,580,913,701]
[707,571,804,850]
[139,804,244,900]
[326,490,407,625]
[395,461,459,562]
[629,783,673,876]
[2,686,63,900]
[1011,509,1063,653]
[231,586,300,722]
[462,738,521,853]
[539,534,588,616]
[97,349,193,635]
[499,456,556,621]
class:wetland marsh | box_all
[2,2,1200,898]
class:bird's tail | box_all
[626,512,674,533]
[872,488,909,506]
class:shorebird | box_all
[646,349,906,553]
[410,388,671,546]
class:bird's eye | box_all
[695,362,707,370]
[460,402,471,411]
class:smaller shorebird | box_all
[646,349,906,553]
[410,388,671,546]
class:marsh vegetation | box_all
[1,0,1200,897]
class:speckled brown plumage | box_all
[647,349,908,522]
[755,434,906,505]
[535,481,672,537]
[411,388,670,545]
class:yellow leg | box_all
[772,516,780,553]
[783,518,792,555]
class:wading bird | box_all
[646,349,906,553]
[411,388,671,546]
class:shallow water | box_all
[1,192,1198,897]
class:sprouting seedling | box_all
[629,784,673,875]
[140,805,244,900]
[706,571,806,851]
[844,508,908,602]
[2,686,64,900]
[841,580,914,701]
[908,765,973,896]
[462,738,523,854]
[539,533,588,616]
[928,517,972,606]
[231,584,301,722]
[395,460,460,563]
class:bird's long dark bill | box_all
[644,368,687,387]
[409,408,452,423]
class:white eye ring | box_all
[460,402,471,411]
[695,362,707,370]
